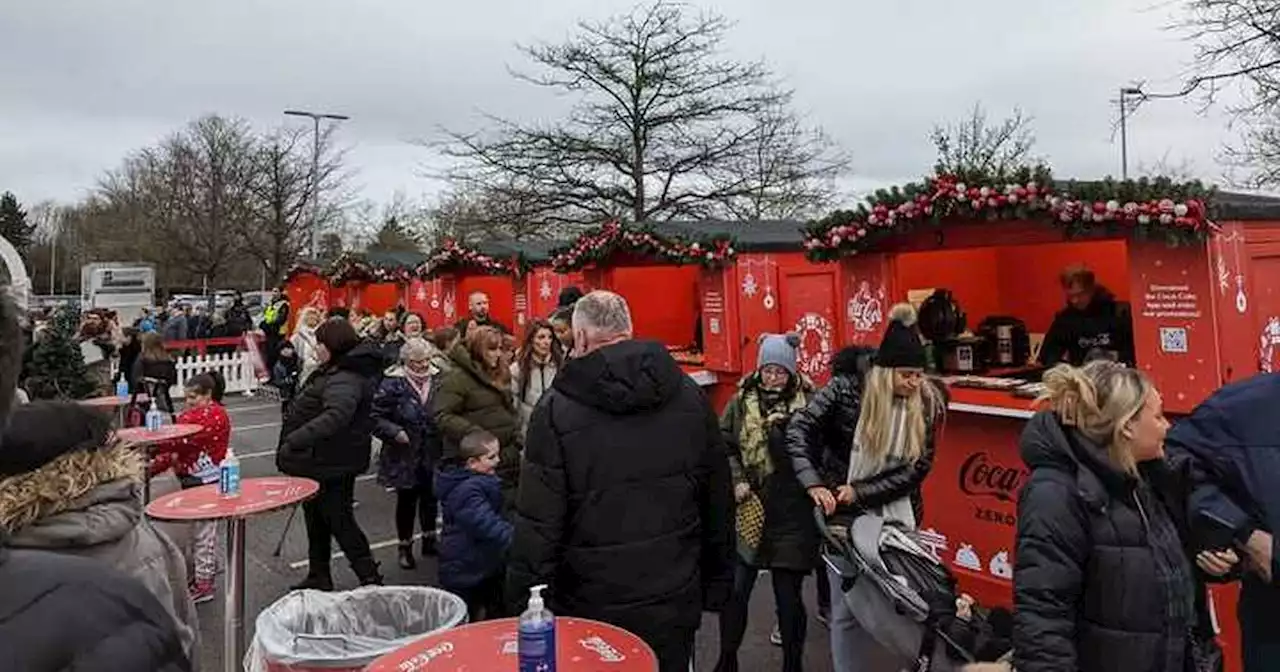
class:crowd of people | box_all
[2,273,1280,672]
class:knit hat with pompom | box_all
[757,332,801,375]
[876,303,927,369]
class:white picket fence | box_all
[173,351,259,398]
[112,352,260,398]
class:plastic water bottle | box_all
[218,448,241,498]
[518,584,556,672]
[115,379,129,401]
[144,400,163,431]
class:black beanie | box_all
[558,286,584,308]
[877,303,927,369]
[0,401,114,478]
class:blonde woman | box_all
[290,306,323,385]
[789,303,947,671]
[1012,361,1235,672]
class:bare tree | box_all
[1174,0,1280,113]
[94,115,259,286]
[244,125,348,277]
[716,105,848,220]
[426,182,569,245]
[1136,150,1203,182]
[437,1,841,224]
[931,104,1038,179]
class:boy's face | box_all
[467,442,501,474]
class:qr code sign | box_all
[1160,327,1188,353]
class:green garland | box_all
[804,166,1216,263]
[550,221,736,272]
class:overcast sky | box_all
[0,0,1248,209]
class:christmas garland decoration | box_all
[282,262,325,283]
[417,239,527,279]
[327,253,417,287]
[550,220,736,272]
[804,166,1216,262]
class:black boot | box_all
[421,532,438,557]
[291,568,334,592]
[397,542,416,570]
[352,557,383,586]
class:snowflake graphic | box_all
[742,272,758,298]
[415,285,427,302]
[539,278,553,300]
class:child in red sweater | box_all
[150,372,229,603]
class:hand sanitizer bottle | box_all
[144,400,164,431]
[115,378,129,401]
[218,448,241,498]
[518,584,556,672]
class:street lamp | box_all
[1117,87,1146,180]
[283,109,350,259]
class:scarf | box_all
[847,400,917,527]
[738,383,806,481]
[405,370,432,406]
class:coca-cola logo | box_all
[958,452,1027,502]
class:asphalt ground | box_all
[155,396,835,671]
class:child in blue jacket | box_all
[435,429,513,622]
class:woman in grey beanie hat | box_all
[716,332,816,672]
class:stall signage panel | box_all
[419,276,457,329]
[699,268,737,371]
[736,256,783,371]
[781,270,838,386]
[920,416,1023,604]
[1251,254,1280,374]
[1128,241,1218,413]
[841,255,893,346]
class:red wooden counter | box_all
[921,387,1243,672]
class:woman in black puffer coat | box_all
[1013,361,1236,672]
[278,318,385,590]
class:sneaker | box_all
[189,580,216,604]
[769,623,782,646]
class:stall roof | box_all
[475,239,563,264]
[363,250,429,268]
[650,220,805,252]
[1212,190,1280,221]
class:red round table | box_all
[80,393,150,427]
[117,423,202,503]
[364,617,657,672]
[79,392,149,408]
[147,476,319,672]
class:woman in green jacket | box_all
[432,325,522,511]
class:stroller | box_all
[816,510,1013,671]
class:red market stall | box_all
[408,240,529,334]
[548,220,852,409]
[803,167,1280,672]
[474,239,588,339]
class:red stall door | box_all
[781,270,839,387]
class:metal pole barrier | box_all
[224,517,247,672]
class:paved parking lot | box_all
[166,397,834,671]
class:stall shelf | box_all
[804,169,1280,672]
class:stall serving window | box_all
[894,237,1134,378]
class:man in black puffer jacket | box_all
[507,291,735,672]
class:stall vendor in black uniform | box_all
[1036,264,1135,366]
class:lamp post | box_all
[1117,87,1145,180]
[283,109,349,259]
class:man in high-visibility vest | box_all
[260,287,291,371]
